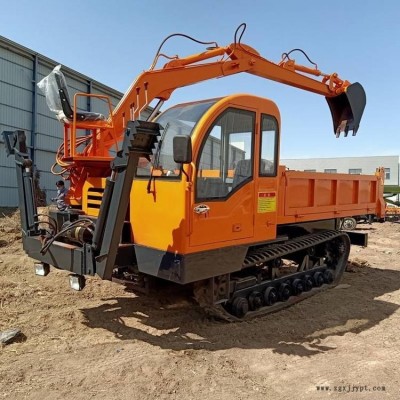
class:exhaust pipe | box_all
[326,82,366,137]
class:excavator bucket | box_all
[326,82,366,137]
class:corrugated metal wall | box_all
[0,43,32,205]
[0,36,151,207]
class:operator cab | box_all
[83,94,281,253]
[128,94,281,251]
[137,94,280,200]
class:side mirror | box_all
[173,135,192,164]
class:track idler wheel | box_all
[323,269,334,284]
[291,279,304,296]
[248,291,263,311]
[231,297,249,318]
[303,275,313,292]
[263,287,278,306]
[278,283,291,301]
[313,271,324,287]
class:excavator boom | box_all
[106,41,365,151]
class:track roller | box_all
[292,279,304,296]
[303,274,313,291]
[278,282,291,301]
[313,271,324,287]
[248,291,263,311]
[263,287,278,306]
[231,297,249,318]
[323,269,334,284]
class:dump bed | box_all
[277,167,385,224]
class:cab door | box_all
[189,107,256,248]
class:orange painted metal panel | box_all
[130,179,188,254]
[189,183,255,248]
[279,169,383,223]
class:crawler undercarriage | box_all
[192,230,350,321]
[113,230,351,321]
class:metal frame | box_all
[3,120,160,279]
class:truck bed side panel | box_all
[277,169,382,224]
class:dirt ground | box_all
[0,210,399,400]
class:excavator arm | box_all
[45,25,366,201]
[100,40,365,152]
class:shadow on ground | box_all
[80,266,399,357]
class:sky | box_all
[1,0,399,159]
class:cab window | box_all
[196,108,255,200]
[260,115,278,177]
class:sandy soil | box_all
[0,211,399,399]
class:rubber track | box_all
[243,230,342,268]
[196,230,349,322]
[199,286,331,323]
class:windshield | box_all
[136,99,217,177]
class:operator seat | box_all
[37,65,115,161]
[232,159,252,188]
[38,64,108,124]
[53,70,107,123]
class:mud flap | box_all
[326,82,366,137]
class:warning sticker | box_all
[258,192,276,213]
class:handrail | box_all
[70,93,116,157]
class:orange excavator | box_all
[3,24,384,320]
